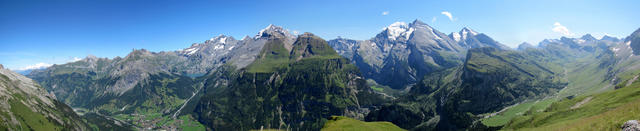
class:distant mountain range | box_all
[329,20,509,90]
[4,19,640,130]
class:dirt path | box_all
[173,83,203,119]
[570,96,593,109]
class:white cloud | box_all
[70,57,82,62]
[552,22,575,36]
[18,62,52,70]
[381,11,389,16]
[431,16,437,23]
[441,11,454,21]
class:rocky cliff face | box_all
[193,33,386,130]
[329,20,511,89]
[25,25,387,130]
[26,25,297,107]
[0,64,90,130]
[365,47,568,130]
[24,25,301,130]
[627,28,640,55]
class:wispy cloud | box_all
[381,11,389,16]
[17,62,52,70]
[441,11,454,21]
[69,57,82,62]
[431,16,437,23]
[552,22,574,36]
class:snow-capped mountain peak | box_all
[219,37,227,44]
[384,22,415,41]
[258,24,277,35]
[255,24,294,39]
[179,35,238,56]
[461,27,478,37]
[449,27,478,42]
[207,35,230,43]
[451,32,462,42]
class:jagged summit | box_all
[461,27,478,36]
[451,27,479,42]
[381,20,441,41]
[241,35,251,40]
[601,35,620,42]
[581,34,597,41]
[207,34,233,44]
[255,24,295,39]
[628,28,640,55]
[383,21,413,40]
[411,19,428,26]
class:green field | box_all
[481,101,537,127]
[503,81,640,130]
[481,98,558,127]
[480,53,615,128]
[321,116,405,131]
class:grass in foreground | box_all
[321,116,405,131]
[503,81,640,131]
[481,98,557,127]
[481,101,537,127]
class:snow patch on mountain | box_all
[219,37,227,44]
[257,24,275,36]
[429,27,443,40]
[462,27,478,35]
[386,22,410,40]
[452,32,461,41]
[612,47,620,53]
[214,44,224,50]
[461,28,477,40]
[254,24,294,39]
[184,47,199,55]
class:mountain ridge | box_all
[17,21,640,131]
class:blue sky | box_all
[1,0,639,70]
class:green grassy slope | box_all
[443,47,566,128]
[503,79,640,130]
[0,68,94,130]
[246,38,292,73]
[365,47,567,130]
[478,40,616,128]
[194,33,387,130]
[321,116,405,131]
